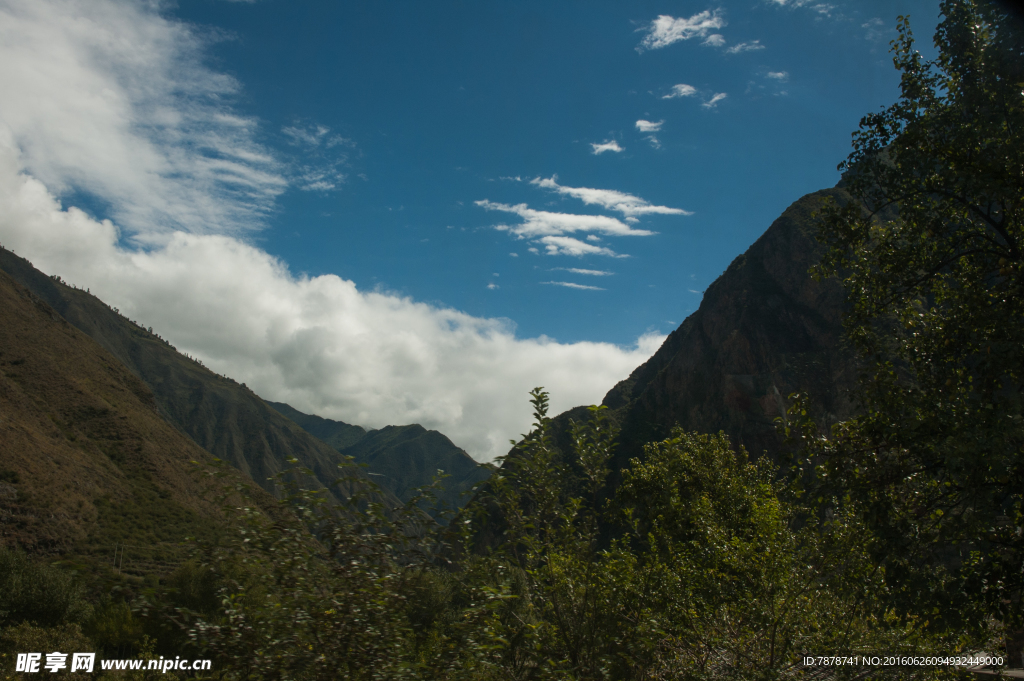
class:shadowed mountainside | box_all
[335,424,491,510]
[265,401,368,451]
[597,187,858,475]
[0,267,276,568]
[0,248,398,509]
[266,402,491,511]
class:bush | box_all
[0,549,90,627]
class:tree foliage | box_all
[810,0,1024,626]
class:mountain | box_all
[266,402,491,512]
[0,266,275,570]
[335,424,491,510]
[596,187,859,475]
[0,248,398,509]
[265,401,368,451]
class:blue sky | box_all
[174,0,940,344]
[0,0,942,458]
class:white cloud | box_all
[530,176,691,218]
[663,84,698,99]
[638,10,726,51]
[726,40,765,54]
[487,282,499,290]
[702,34,726,47]
[475,200,655,238]
[554,268,613,276]
[538,236,623,258]
[590,140,623,154]
[0,136,661,460]
[767,71,789,80]
[0,0,287,241]
[769,0,836,15]
[703,93,728,108]
[0,0,666,461]
[635,120,664,133]
[542,281,605,291]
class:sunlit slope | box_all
[0,248,399,508]
[0,267,262,563]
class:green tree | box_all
[812,0,1024,627]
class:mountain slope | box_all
[336,424,491,510]
[265,402,490,511]
[0,267,274,568]
[598,187,858,472]
[265,401,367,451]
[0,248,397,508]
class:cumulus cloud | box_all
[663,84,698,99]
[725,40,764,53]
[530,176,691,218]
[702,34,726,47]
[0,0,287,241]
[638,10,726,51]
[635,120,663,133]
[703,92,728,108]
[475,200,655,238]
[543,281,605,291]
[590,140,623,154]
[0,0,666,461]
[767,71,789,80]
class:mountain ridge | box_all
[0,247,399,509]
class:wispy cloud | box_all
[475,200,654,238]
[0,0,287,240]
[590,140,623,154]
[638,10,726,51]
[530,176,691,218]
[702,34,726,47]
[282,123,350,149]
[553,268,613,276]
[703,92,728,108]
[542,281,605,291]
[538,237,624,257]
[767,71,789,80]
[663,84,698,99]
[281,122,352,192]
[769,0,837,18]
[635,120,663,133]
[725,40,764,54]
